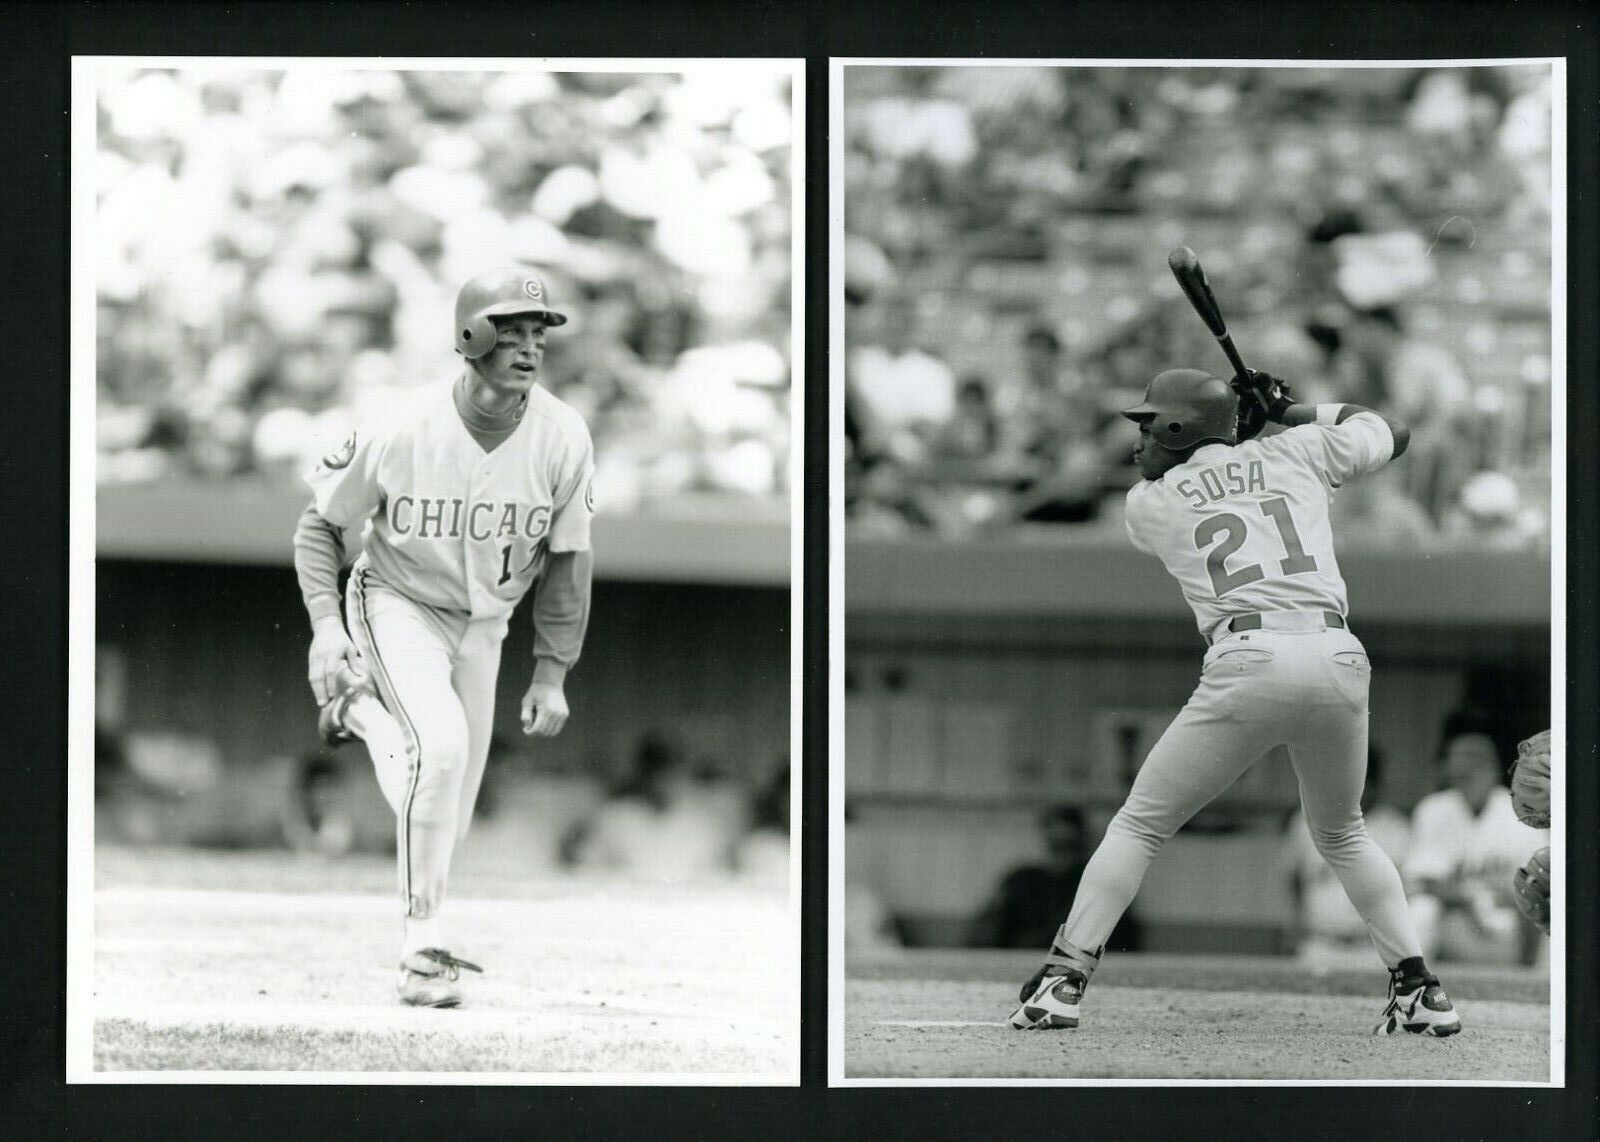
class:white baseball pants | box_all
[1062,623,1424,969]
[345,558,504,920]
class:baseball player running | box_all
[292,266,595,1008]
[1010,367,1462,1037]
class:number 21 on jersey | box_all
[1193,496,1318,598]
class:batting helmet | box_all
[454,266,568,359]
[1121,369,1238,450]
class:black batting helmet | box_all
[1121,369,1238,450]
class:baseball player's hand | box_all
[308,616,366,706]
[1233,383,1270,442]
[1509,729,1551,828]
[1511,846,1551,934]
[521,680,569,738]
[1234,370,1295,427]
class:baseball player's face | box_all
[1130,416,1180,480]
[474,316,551,394]
[1443,734,1503,809]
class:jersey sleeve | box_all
[1122,483,1156,554]
[547,417,595,554]
[1276,413,1394,489]
[303,425,386,529]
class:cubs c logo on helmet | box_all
[322,432,357,470]
[523,278,544,301]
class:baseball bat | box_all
[1167,246,1263,408]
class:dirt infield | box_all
[85,846,795,1078]
[845,950,1551,1082]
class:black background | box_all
[1,1,1594,1137]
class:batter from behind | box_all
[1010,367,1461,1038]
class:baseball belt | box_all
[1213,610,1346,644]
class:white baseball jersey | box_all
[306,378,594,622]
[1124,413,1394,635]
[1404,786,1547,890]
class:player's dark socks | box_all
[1020,935,1102,1001]
[1393,955,1436,989]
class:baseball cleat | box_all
[398,947,483,1008]
[1372,971,1461,1037]
[1010,969,1088,1030]
[1009,934,1101,1030]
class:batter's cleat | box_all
[1009,934,1101,1030]
[317,677,375,748]
[398,948,483,1009]
[1372,970,1462,1037]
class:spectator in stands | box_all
[1404,727,1547,965]
[969,805,1140,951]
[1001,324,1073,467]
[847,295,956,463]
[94,68,793,502]
[1283,746,1411,968]
[732,762,790,889]
[1327,306,1475,524]
[853,456,943,534]
[842,65,1550,547]
[1009,325,1098,455]
[1443,471,1542,550]
[930,375,1002,467]
[1328,464,1438,549]
[977,321,1119,523]
[561,731,746,883]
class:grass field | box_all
[86,846,796,1079]
[844,950,1551,1082]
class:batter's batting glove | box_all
[1245,370,1296,419]
[1511,846,1551,934]
[1232,370,1293,442]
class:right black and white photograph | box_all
[830,59,1562,1084]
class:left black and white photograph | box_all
[67,56,802,1083]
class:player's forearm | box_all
[531,548,593,686]
[1275,402,1411,459]
[293,502,348,626]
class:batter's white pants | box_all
[1062,625,1424,970]
[345,559,505,920]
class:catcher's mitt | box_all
[1511,845,1551,934]
[1510,729,1551,829]
[1232,370,1293,443]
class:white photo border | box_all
[67,53,805,1087]
[828,54,1566,1089]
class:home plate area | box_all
[845,950,1549,1082]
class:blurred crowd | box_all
[947,712,1546,965]
[97,720,790,891]
[96,66,794,511]
[845,65,1553,550]
[846,710,1547,965]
